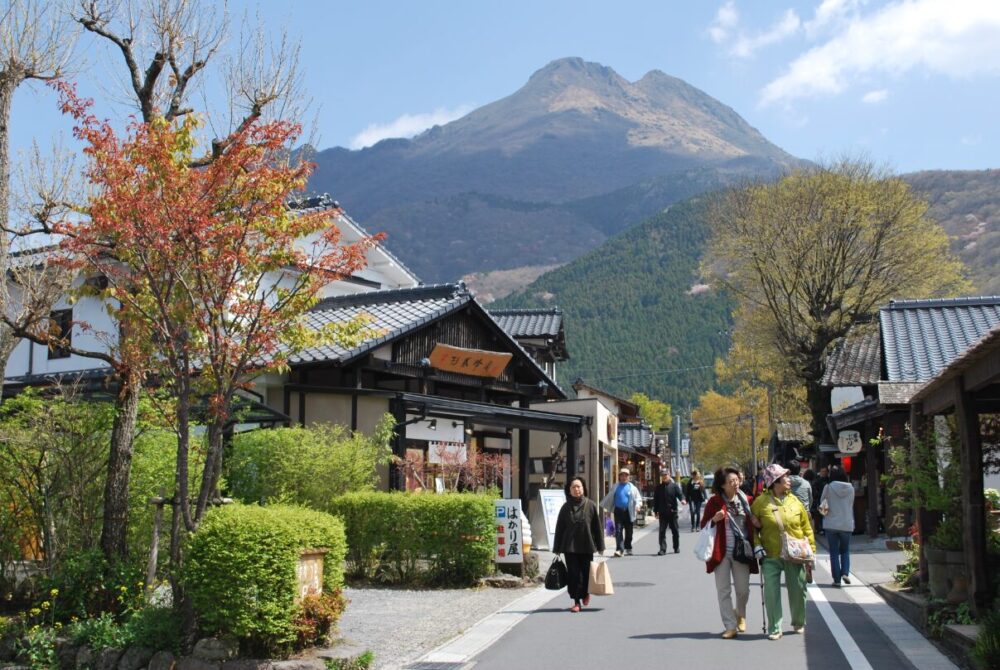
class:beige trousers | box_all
[714,555,751,630]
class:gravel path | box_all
[337,584,537,670]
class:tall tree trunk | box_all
[99,368,142,562]
[0,79,15,400]
[805,376,833,446]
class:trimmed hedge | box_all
[182,504,347,654]
[329,492,494,586]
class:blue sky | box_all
[10,0,1000,173]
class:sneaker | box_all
[583,594,591,606]
[657,550,666,556]
[721,629,738,639]
[625,550,633,556]
[614,550,623,557]
[833,581,842,587]
[674,548,679,553]
[768,632,783,641]
[735,613,746,632]
[793,625,805,634]
[842,576,852,584]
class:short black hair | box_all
[787,460,801,476]
[712,467,741,495]
[565,476,588,497]
[829,466,848,483]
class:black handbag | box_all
[545,556,568,590]
[729,497,755,565]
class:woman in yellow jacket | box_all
[750,463,816,640]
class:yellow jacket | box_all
[750,492,816,558]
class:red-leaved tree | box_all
[53,82,380,575]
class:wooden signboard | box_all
[428,343,512,378]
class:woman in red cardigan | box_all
[701,467,759,639]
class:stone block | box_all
[176,657,219,670]
[192,639,238,663]
[97,648,123,670]
[220,660,273,670]
[268,660,324,670]
[75,645,94,670]
[147,650,176,670]
[118,647,154,670]
[54,638,78,670]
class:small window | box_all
[47,309,72,359]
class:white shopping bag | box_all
[693,523,716,562]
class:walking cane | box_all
[757,555,767,634]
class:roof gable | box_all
[880,296,1000,382]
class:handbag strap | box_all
[768,494,789,534]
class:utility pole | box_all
[749,413,757,476]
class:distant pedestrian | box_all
[554,476,606,612]
[818,466,855,587]
[685,470,708,531]
[787,461,812,513]
[601,468,641,556]
[812,466,830,533]
[701,467,759,639]
[751,463,816,640]
[653,471,686,554]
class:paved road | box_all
[419,525,956,670]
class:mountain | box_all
[308,57,802,281]
[492,169,1000,408]
[903,170,1000,294]
[492,198,734,410]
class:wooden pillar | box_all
[518,400,530,515]
[954,377,989,614]
[567,432,579,479]
[909,403,934,587]
[865,419,879,538]
[389,398,407,492]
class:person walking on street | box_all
[751,463,816,640]
[685,470,708,531]
[787,461,812,514]
[812,466,830,534]
[554,476,606,612]
[818,465,855,586]
[653,471,686,554]
[701,467,759,639]
[601,468,641,556]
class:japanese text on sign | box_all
[494,499,523,564]
[429,343,513,378]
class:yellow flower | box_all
[29,608,40,616]
[50,588,59,597]
[39,601,50,610]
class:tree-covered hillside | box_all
[495,198,734,409]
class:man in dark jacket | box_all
[653,471,686,555]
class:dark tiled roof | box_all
[618,421,653,450]
[913,324,1000,404]
[877,382,922,406]
[289,284,563,395]
[290,284,472,365]
[775,422,811,443]
[822,329,881,386]
[488,308,563,338]
[880,296,1000,382]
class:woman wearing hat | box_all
[750,463,816,640]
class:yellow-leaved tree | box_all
[690,387,768,474]
[705,159,968,441]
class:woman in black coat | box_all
[553,476,606,612]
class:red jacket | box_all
[700,493,759,575]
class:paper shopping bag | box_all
[588,560,614,595]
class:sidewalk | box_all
[814,532,906,587]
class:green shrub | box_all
[329,492,494,586]
[68,611,130,650]
[226,416,394,508]
[41,551,140,621]
[182,504,347,656]
[974,609,1000,669]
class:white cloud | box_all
[708,1,739,43]
[862,89,888,104]
[804,0,863,35]
[731,9,801,58]
[349,105,475,150]
[761,0,1000,106]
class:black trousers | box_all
[613,507,633,551]
[689,501,704,529]
[564,552,593,601]
[659,513,680,552]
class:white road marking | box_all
[807,581,876,670]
